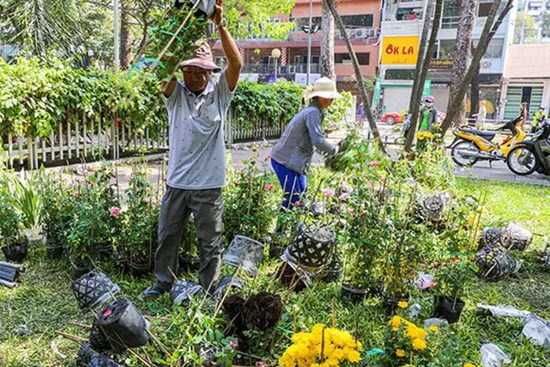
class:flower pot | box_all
[89,317,111,352]
[321,257,343,283]
[501,223,533,251]
[125,259,153,277]
[213,274,244,298]
[179,255,200,272]
[382,293,409,315]
[170,280,204,306]
[474,245,522,281]
[77,342,121,367]
[276,262,306,291]
[72,270,121,310]
[1,242,27,263]
[222,235,265,277]
[45,241,64,258]
[479,227,503,248]
[287,223,335,270]
[97,299,149,353]
[98,243,113,259]
[71,260,94,280]
[341,284,369,303]
[414,191,451,223]
[26,234,44,248]
[433,296,465,324]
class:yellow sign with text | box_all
[381,36,420,65]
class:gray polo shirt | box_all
[164,72,234,189]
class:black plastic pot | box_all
[341,284,369,303]
[71,260,94,280]
[276,262,306,291]
[97,299,149,353]
[72,270,121,310]
[125,260,152,277]
[46,242,64,258]
[382,293,409,315]
[1,242,27,263]
[433,296,465,324]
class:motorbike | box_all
[506,121,550,176]
[449,117,527,167]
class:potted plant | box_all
[66,165,119,277]
[115,165,159,275]
[431,254,477,323]
[0,182,26,262]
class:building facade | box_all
[214,0,382,91]
[378,0,516,117]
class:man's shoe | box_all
[140,282,170,300]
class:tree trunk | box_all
[441,0,514,134]
[404,0,443,152]
[445,0,475,127]
[120,0,133,70]
[469,62,481,118]
[326,0,386,154]
[320,0,335,79]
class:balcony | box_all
[241,63,321,75]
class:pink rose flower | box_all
[229,339,238,349]
[264,183,275,191]
[322,188,335,198]
[294,200,301,207]
[339,192,351,201]
[256,362,266,367]
[347,208,355,215]
[109,207,121,218]
[370,161,380,168]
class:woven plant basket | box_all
[72,270,120,310]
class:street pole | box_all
[113,0,120,70]
[307,0,313,85]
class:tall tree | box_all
[441,0,514,133]
[325,0,385,153]
[404,0,443,151]
[445,0,475,127]
[120,0,133,69]
[320,0,335,79]
[469,61,480,118]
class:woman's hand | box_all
[210,0,224,25]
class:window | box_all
[335,53,370,65]
[442,0,460,29]
[290,17,322,31]
[477,2,493,17]
[481,38,504,59]
[385,69,415,80]
[396,7,423,20]
[438,40,456,59]
[341,14,374,28]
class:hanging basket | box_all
[213,274,244,298]
[97,299,150,353]
[414,191,451,223]
[287,223,335,270]
[222,235,265,277]
[170,280,204,306]
[501,223,533,251]
[474,245,522,282]
[72,270,120,310]
[479,228,503,248]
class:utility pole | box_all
[114,0,120,70]
[307,0,313,84]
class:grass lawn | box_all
[0,177,549,366]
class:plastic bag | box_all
[477,304,531,320]
[423,318,449,328]
[409,303,421,320]
[222,235,265,277]
[522,315,550,349]
[480,343,511,367]
[415,272,435,290]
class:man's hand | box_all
[210,0,223,25]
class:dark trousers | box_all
[155,186,223,291]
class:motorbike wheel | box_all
[386,117,395,125]
[507,146,538,176]
[451,141,479,167]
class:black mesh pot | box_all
[382,293,410,315]
[97,299,149,353]
[72,270,120,310]
[170,280,204,306]
[222,235,265,277]
[341,284,369,303]
[213,274,244,298]
[433,296,465,324]
[89,317,111,352]
[479,228,503,248]
[474,245,522,281]
[1,242,27,263]
[501,223,533,251]
[321,257,343,283]
[77,342,121,367]
[414,191,451,223]
[287,224,335,269]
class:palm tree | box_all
[0,0,85,57]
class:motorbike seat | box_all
[458,127,496,141]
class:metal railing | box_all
[241,63,321,75]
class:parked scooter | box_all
[506,121,550,176]
[450,117,527,167]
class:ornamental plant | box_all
[0,172,22,247]
[431,254,478,305]
[386,315,431,364]
[279,324,362,367]
[223,152,278,243]
[115,164,160,267]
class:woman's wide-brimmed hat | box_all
[179,40,221,72]
[308,77,342,100]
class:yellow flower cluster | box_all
[279,324,363,367]
[415,131,435,140]
[389,316,428,351]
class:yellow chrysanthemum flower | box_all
[398,301,409,308]
[406,324,428,340]
[390,316,404,331]
[428,325,438,333]
[395,349,406,357]
[412,337,427,351]
[463,364,477,367]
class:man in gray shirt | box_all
[143,0,242,297]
